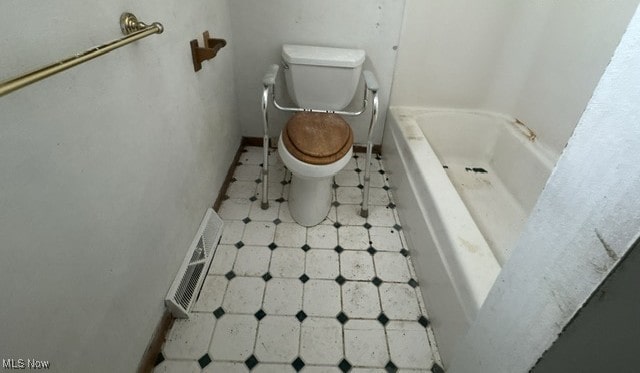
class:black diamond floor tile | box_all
[197,354,211,369]
[338,358,352,372]
[245,355,259,370]
[336,312,349,325]
[225,271,236,280]
[292,357,305,371]
[400,248,409,257]
[367,246,377,255]
[242,217,252,224]
[268,242,278,250]
[431,362,445,373]
[299,274,309,283]
[296,310,307,322]
[385,361,398,373]
[334,245,344,254]
[255,309,266,321]
[418,315,430,328]
[235,241,245,249]
[301,244,311,252]
[408,278,419,288]
[335,275,346,285]
[377,312,389,326]
[213,307,225,319]
[154,352,164,367]
[262,272,273,282]
[372,277,383,287]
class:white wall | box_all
[228,0,406,145]
[0,1,239,371]
[531,240,640,372]
[449,5,640,371]
[391,0,639,156]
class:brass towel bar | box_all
[0,13,163,98]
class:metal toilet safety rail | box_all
[261,64,379,218]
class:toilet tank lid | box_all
[282,44,365,68]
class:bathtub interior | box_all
[416,111,555,264]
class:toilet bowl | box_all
[278,112,353,226]
[276,44,365,226]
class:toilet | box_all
[277,44,365,226]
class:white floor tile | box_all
[162,313,216,359]
[268,164,287,182]
[340,251,375,280]
[335,170,361,187]
[367,172,388,188]
[242,221,276,246]
[203,361,249,372]
[239,149,264,165]
[249,199,280,221]
[253,364,296,373]
[278,202,295,223]
[220,220,245,245]
[336,187,363,204]
[336,204,367,226]
[303,280,341,317]
[219,198,253,220]
[349,369,387,373]
[274,222,307,248]
[345,157,358,170]
[222,277,265,314]
[319,206,338,225]
[263,278,303,315]
[270,248,305,278]
[154,360,201,373]
[227,181,258,199]
[209,245,237,275]
[386,321,433,369]
[344,320,389,367]
[303,367,342,373]
[307,225,338,249]
[338,226,370,251]
[255,316,300,363]
[379,283,421,320]
[374,252,411,283]
[342,282,381,318]
[366,206,396,227]
[234,246,271,276]
[209,314,257,361]
[255,182,285,201]
[192,275,227,312]
[300,317,343,365]
[369,227,403,252]
[305,250,339,279]
[367,188,390,205]
[234,164,262,181]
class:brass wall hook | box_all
[190,31,227,72]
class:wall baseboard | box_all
[213,139,246,211]
[137,311,174,373]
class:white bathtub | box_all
[383,107,555,365]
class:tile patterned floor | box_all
[154,146,443,373]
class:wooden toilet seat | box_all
[282,112,353,165]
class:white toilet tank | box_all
[282,44,365,111]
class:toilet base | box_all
[287,174,333,227]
